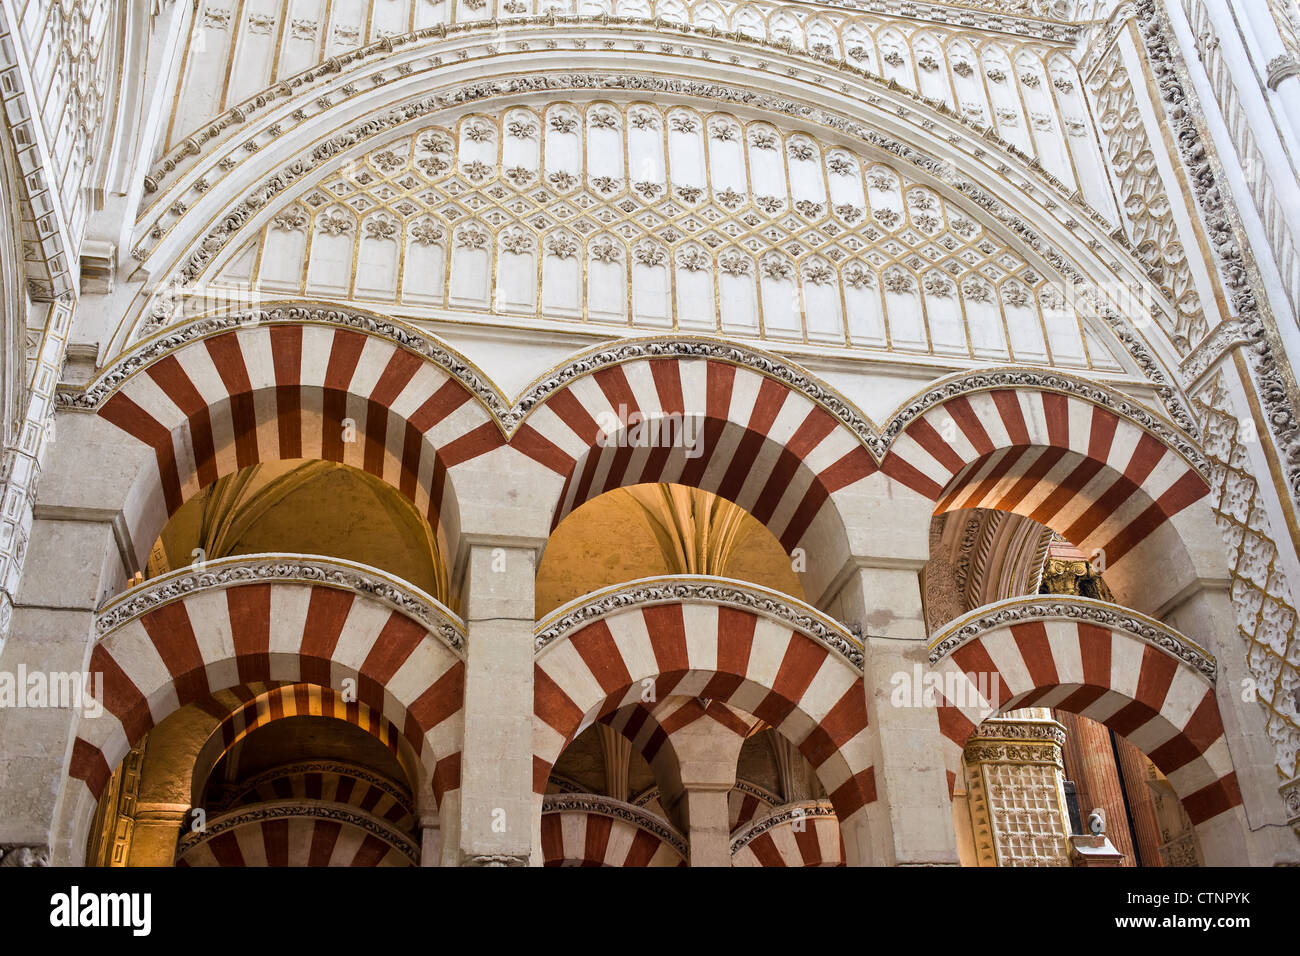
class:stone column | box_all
[655,715,746,868]
[0,410,152,863]
[679,788,732,867]
[455,537,542,867]
[0,517,124,863]
[419,817,443,867]
[1113,734,1167,867]
[1057,711,1136,866]
[822,475,959,866]
[597,723,631,803]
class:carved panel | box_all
[209,100,1128,370]
[1087,43,1207,354]
[1195,371,1300,779]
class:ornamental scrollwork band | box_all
[542,793,689,858]
[534,577,865,671]
[94,555,467,656]
[927,595,1217,682]
[224,762,416,816]
[729,800,838,854]
[173,800,420,864]
[56,305,512,429]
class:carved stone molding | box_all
[516,338,1208,475]
[510,336,876,440]
[964,740,1064,768]
[175,799,419,863]
[732,779,783,808]
[729,800,837,854]
[1280,775,1300,825]
[224,761,414,815]
[58,310,1208,487]
[534,576,864,671]
[928,594,1217,681]
[95,554,466,656]
[142,9,1081,197]
[542,793,689,857]
[1267,53,1300,90]
[878,366,1207,475]
[1135,0,1300,519]
[970,718,1067,747]
[462,854,529,866]
[56,305,511,431]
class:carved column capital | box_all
[0,844,50,866]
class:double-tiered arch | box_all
[58,307,510,581]
[879,370,1212,611]
[928,596,1244,861]
[65,555,467,863]
[531,576,877,863]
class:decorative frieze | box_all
[729,800,837,854]
[1135,0,1300,534]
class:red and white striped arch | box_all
[201,683,403,760]
[225,765,416,833]
[540,804,686,867]
[533,587,876,856]
[71,575,467,813]
[731,803,846,867]
[881,388,1208,574]
[597,697,756,813]
[190,683,414,803]
[929,599,1241,832]
[512,353,876,554]
[89,319,504,569]
[599,697,754,767]
[175,805,416,867]
[730,784,781,833]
